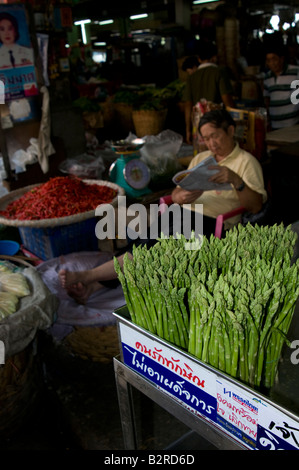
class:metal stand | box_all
[114,357,246,450]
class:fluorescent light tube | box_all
[99,19,114,25]
[74,19,91,44]
[130,14,148,20]
[193,0,218,4]
[74,19,91,25]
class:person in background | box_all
[263,41,299,130]
[182,55,200,75]
[182,40,235,144]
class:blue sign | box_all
[122,341,217,422]
[256,424,299,451]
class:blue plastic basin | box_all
[0,240,20,256]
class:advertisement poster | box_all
[0,4,38,102]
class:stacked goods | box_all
[114,224,299,390]
[0,262,30,319]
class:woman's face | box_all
[0,19,16,45]
[200,122,235,158]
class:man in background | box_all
[263,41,299,130]
[182,40,235,145]
[182,55,200,75]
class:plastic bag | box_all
[59,153,105,179]
[0,155,8,197]
[9,138,39,173]
[10,149,29,173]
[140,129,183,181]
[26,137,39,160]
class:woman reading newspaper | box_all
[171,108,267,235]
[59,109,267,303]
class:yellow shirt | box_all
[187,143,267,228]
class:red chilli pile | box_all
[0,176,117,221]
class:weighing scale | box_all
[108,139,151,199]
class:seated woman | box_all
[171,108,267,234]
[60,109,267,303]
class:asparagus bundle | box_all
[114,223,299,389]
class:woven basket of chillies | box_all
[0,176,124,228]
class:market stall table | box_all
[266,125,299,148]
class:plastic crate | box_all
[18,217,99,261]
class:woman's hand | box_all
[171,186,203,205]
[208,165,263,214]
[208,165,241,187]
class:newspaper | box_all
[172,155,232,191]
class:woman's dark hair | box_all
[198,109,236,134]
[0,12,20,43]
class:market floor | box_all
[0,330,217,452]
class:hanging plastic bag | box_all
[59,153,105,179]
[140,129,183,182]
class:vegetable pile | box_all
[0,176,117,221]
[0,261,30,319]
[114,223,299,390]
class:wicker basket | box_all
[0,179,124,228]
[101,98,115,126]
[132,109,167,137]
[0,179,124,259]
[114,102,135,135]
[0,341,43,437]
[63,325,120,364]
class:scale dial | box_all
[123,159,150,190]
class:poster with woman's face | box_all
[0,4,38,101]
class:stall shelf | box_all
[113,305,299,451]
